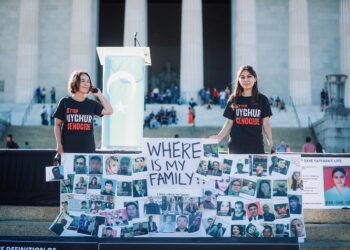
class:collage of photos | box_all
[50,145,305,239]
[52,153,150,236]
[196,144,305,239]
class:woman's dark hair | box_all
[232,225,244,236]
[291,171,301,191]
[256,180,271,198]
[332,167,346,178]
[215,178,230,192]
[246,223,256,234]
[217,201,231,214]
[68,70,92,94]
[90,176,97,184]
[228,65,260,105]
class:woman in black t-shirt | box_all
[211,65,273,154]
[54,70,113,154]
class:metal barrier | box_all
[288,96,301,128]
[21,95,36,125]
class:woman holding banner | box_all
[210,65,273,154]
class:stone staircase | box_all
[0,206,57,237]
[0,100,324,129]
[144,104,300,128]
[303,209,350,249]
[19,103,302,128]
[0,103,27,126]
[295,105,325,128]
[25,103,57,126]
[0,205,349,249]
[0,126,314,153]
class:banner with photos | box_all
[49,138,305,240]
[302,156,350,209]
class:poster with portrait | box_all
[301,156,350,209]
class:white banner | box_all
[52,138,305,240]
[302,156,350,209]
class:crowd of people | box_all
[271,136,328,154]
[146,85,233,112]
[144,106,178,129]
[275,141,292,153]
[35,86,56,104]
[147,86,180,104]
[33,86,58,125]
[198,86,231,109]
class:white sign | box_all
[302,156,350,209]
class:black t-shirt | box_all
[223,93,272,147]
[54,97,103,153]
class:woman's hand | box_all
[209,119,233,143]
[56,143,64,155]
[92,88,113,115]
[91,87,102,97]
[262,117,273,153]
[209,135,222,142]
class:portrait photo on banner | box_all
[323,166,350,207]
[46,165,65,181]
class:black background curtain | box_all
[0,149,59,206]
[1,150,349,207]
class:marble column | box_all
[15,0,39,103]
[69,0,97,82]
[288,0,311,105]
[340,0,350,107]
[235,0,257,71]
[124,0,147,47]
[123,0,148,92]
[180,0,203,102]
[231,0,236,87]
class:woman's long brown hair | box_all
[228,65,260,105]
